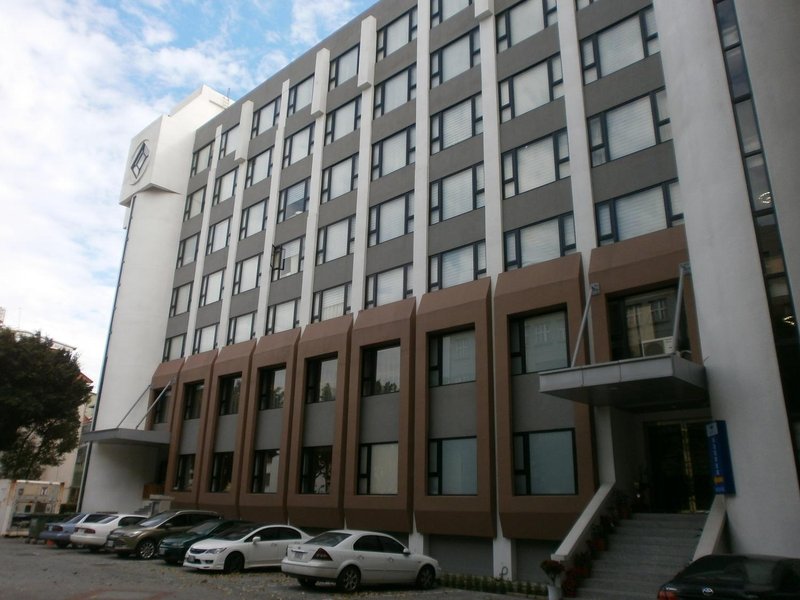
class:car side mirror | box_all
[252,536,261,543]
[403,549,411,556]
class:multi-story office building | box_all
[82,0,800,579]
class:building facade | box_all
[81,0,800,578]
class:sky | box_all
[0,0,374,388]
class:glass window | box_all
[428,437,477,495]
[206,218,231,254]
[306,357,338,403]
[251,97,280,138]
[430,164,484,224]
[174,454,195,491]
[266,299,299,334]
[184,187,205,221]
[193,324,218,354]
[502,130,569,198]
[375,65,417,117]
[496,0,556,52]
[514,430,576,495]
[358,443,399,494]
[509,311,569,375]
[300,446,332,494]
[278,178,310,222]
[321,155,358,202]
[163,334,185,362]
[245,148,272,187]
[227,312,255,345]
[362,345,401,396]
[596,180,682,245]
[218,375,241,416]
[191,141,213,175]
[431,29,480,87]
[608,287,688,360]
[199,269,224,306]
[240,199,267,239]
[218,125,239,158]
[311,283,351,322]
[365,264,413,309]
[271,237,303,281]
[209,452,234,493]
[258,366,286,410]
[430,94,482,154]
[151,388,171,424]
[504,213,575,270]
[429,329,475,386]
[170,282,192,317]
[429,241,486,291]
[288,76,313,115]
[372,126,416,179]
[431,0,472,27]
[369,192,414,245]
[183,382,204,420]
[499,54,563,122]
[325,97,361,144]
[316,217,355,264]
[330,45,359,89]
[283,124,314,167]
[377,7,418,59]
[251,449,280,493]
[233,254,261,294]
[177,233,199,268]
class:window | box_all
[589,89,671,166]
[429,329,475,386]
[245,148,273,187]
[152,388,171,424]
[209,452,234,492]
[228,312,255,345]
[431,29,480,88]
[169,282,192,317]
[130,141,149,179]
[288,76,313,115]
[321,155,358,202]
[431,0,472,27]
[277,178,310,222]
[502,129,570,198]
[431,94,482,154]
[317,217,355,264]
[358,443,399,494]
[258,366,286,410]
[505,213,576,269]
[218,375,241,416]
[429,241,486,291]
[576,0,595,8]
[374,65,417,117]
[377,7,418,59]
[193,324,218,354]
[311,283,351,322]
[499,54,563,122]
[163,334,185,361]
[191,142,213,175]
[218,125,239,158]
[608,287,687,360]
[430,164,484,224]
[300,446,332,494]
[199,269,224,306]
[325,97,361,144]
[496,0,556,52]
[428,437,477,495]
[270,237,303,280]
[514,429,576,495]
[184,187,205,221]
[233,254,262,294]
[372,126,416,179]
[306,357,337,403]
[582,7,658,84]
[596,180,682,244]
[251,97,280,138]
[266,299,299,334]
[365,265,413,308]
[510,311,569,375]
[330,45,359,89]
[240,199,267,239]
[177,233,199,268]
[174,454,195,491]
[206,218,231,254]
[183,382,204,420]
[369,193,414,245]
[282,124,314,167]
[251,449,280,493]
[362,345,401,395]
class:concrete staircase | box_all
[575,513,706,600]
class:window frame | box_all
[245,147,273,188]
[251,97,281,139]
[239,199,268,240]
[287,75,314,115]
[499,54,563,122]
[321,154,359,203]
[430,28,480,88]
[496,0,557,52]
[368,192,414,246]
[311,283,352,323]
[502,129,570,199]
[277,178,311,222]
[227,312,256,345]
[251,449,280,493]
[365,264,413,309]
[258,366,287,410]
[430,94,483,154]
[177,233,200,268]
[270,237,304,281]
[209,451,234,493]
[374,64,417,117]
[513,428,577,495]
[428,240,487,292]
[504,212,576,270]
[595,180,683,245]
[509,310,570,375]
[184,187,206,221]
[428,436,478,496]
[266,299,300,334]
[282,123,315,168]
[371,125,416,180]
[300,446,333,494]
[206,218,231,255]
[191,141,214,176]
[316,216,355,265]
[169,282,192,317]
[329,45,360,89]
[431,0,473,27]
[232,253,262,295]
[217,374,242,416]
[377,7,418,60]
[325,97,361,145]
[305,356,338,404]
[430,163,485,224]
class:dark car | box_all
[158,519,251,564]
[657,554,800,599]
[106,509,220,559]
[39,513,114,548]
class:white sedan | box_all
[281,530,441,593]
[183,523,309,573]
[70,514,147,551]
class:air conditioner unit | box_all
[641,336,674,356]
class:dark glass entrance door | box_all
[646,421,713,513]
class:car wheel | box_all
[55,541,69,549]
[136,539,157,560]
[416,565,436,590]
[223,552,245,574]
[297,577,316,589]
[337,565,361,593]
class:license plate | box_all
[294,551,303,559]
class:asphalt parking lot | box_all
[0,537,503,600]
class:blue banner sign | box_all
[706,420,736,495]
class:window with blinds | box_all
[325,98,361,144]
[582,6,658,83]
[429,241,486,291]
[510,311,569,375]
[322,155,358,202]
[431,95,482,154]
[272,237,303,280]
[596,180,682,245]
[369,193,414,246]
[278,179,309,222]
[429,329,476,386]
[193,324,218,354]
[499,55,563,122]
[496,0,556,52]
[312,283,351,322]
[431,0,472,27]
[505,213,575,270]
[213,168,237,204]
[365,264,412,308]
[375,65,417,117]
[378,7,418,59]
[317,217,354,264]
[240,200,267,240]
[430,164,484,224]
[502,130,569,198]
[267,299,298,333]
[245,148,272,187]
[431,29,480,87]
[372,126,415,179]
[228,312,255,344]
[283,124,314,167]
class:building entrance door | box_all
[645,421,713,513]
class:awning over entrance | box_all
[81,428,170,447]
[539,354,708,412]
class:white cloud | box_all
[290,0,358,47]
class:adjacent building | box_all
[81,0,800,579]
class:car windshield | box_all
[136,512,176,528]
[681,556,777,586]
[214,524,262,541]
[186,520,225,535]
[305,531,350,547]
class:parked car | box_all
[39,513,115,548]
[183,523,309,573]
[281,530,441,593]
[106,509,220,559]
[657,554,800,599]
[158,519,251,564]
[70,514,147,552]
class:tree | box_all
[0,328,92,480]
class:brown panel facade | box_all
[493,253,596,540]
[343,299,415,532]
[414,279,496,538]
[285,315,352,529]
[238,329,301,523]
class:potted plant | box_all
[541,559,565,600]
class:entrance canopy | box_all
[81,428,170,447]
[539,354,708,412]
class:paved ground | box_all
[0,537,506,600]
